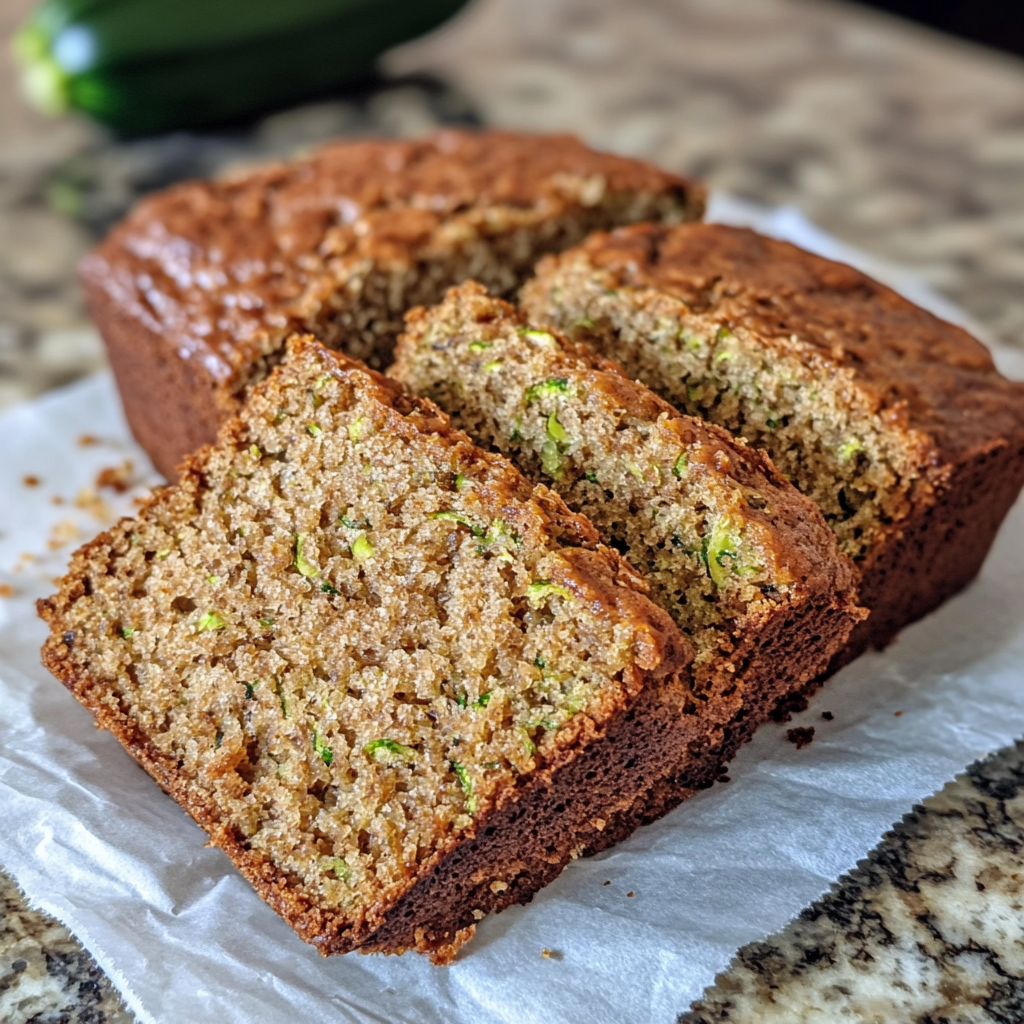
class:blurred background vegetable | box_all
[12,0,472,136]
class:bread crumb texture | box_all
[38,336,689,952]
[521,223,1024,561]
[392,283,857,675]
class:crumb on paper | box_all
[626,891,634,898]
[541,948,564,960]
[0,584,13,598]
[48,518,81,550]
[894,709,904,717]
[821,710,834,721]
[51,495,64,506]
[14,553,36,573]
[75,487,113,523]
[602,880,610,886]
[22,475,41,487]
[78,434,101,447]
[96,461,134,494]
[786,726,815,749]
[717,774,731,783]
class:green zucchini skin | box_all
[15,0,470,135]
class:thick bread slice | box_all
[38,335,694,963]
[391,283,863,836]
[80,130,705,480]
[522,223,1024,662]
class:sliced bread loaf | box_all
[391,283,863,832]
[38,336,694,963]
[521,223,1024,660]
[80,130,704,480]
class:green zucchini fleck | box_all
[545,412,569,444]
[351,534,374,562]
[312,728,334,767]
[524,377,570,406]
[323,856,351,881]
[364,738,416,765]
[540,440,564,479]
[450,759,477,813]
[294,533,319,578]
[838,438,864,462]
[527,579,573,608]
[428,510,484,536]
[196,611,226,632]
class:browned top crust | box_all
[563,223,1024,466]
[79,130,703,392]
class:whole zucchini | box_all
[13,0,471,136]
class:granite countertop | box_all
[2,0,1024,1019]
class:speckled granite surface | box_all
[683,744,1024,1023]
[1,0,1024,1020]
[0,878,133,1024]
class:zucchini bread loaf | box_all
[80,130,705,481]
[38,335,696,963]
[391,283,863,830]
[521,223,1024,660]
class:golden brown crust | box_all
[81,131,704,480]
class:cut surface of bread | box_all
[38,336,694,963]
[521,223,1024,657]
[391,283,863,830]
[81,130,705,480]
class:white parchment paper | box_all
[1,200,1023,1024]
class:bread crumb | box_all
[626,891,635,898]
[78,434,100,446]
[894,709,904,717]
[48,519,81,550]
[96,461,134,494]
[821,710,834,721]
[603,880,611,886]
[74,487,113,522]
[0,584,13,597]
[786,726,815,749]
[541,948,564,960]
[51,495,64,506]
[22,475,41,487]
[590,817,606,831]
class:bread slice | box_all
[391,283,863,833]
[80,130,705,480]
[38,335,695,963]
[521,223,1024,662]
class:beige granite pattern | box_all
[683,744,1024,1023]
[2,0,1024,1020]
[0,875,133,1024]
